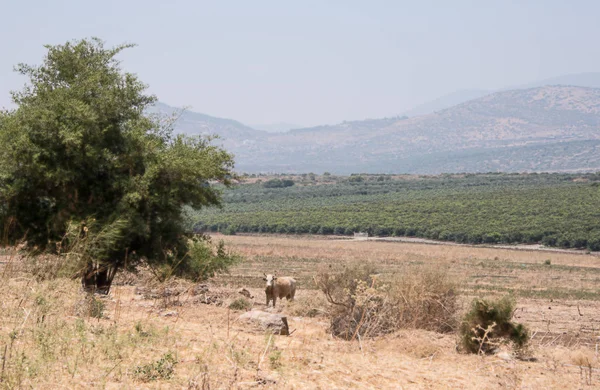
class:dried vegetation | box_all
[1,235,600,388]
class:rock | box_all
[162,311,178,317]
[134,286,184,299]
[238,309,290,335]
[256,373,278,385]
[238,288,254,299]
[495,351,514,362]
[192,291,224,306]
[191,284,209,296]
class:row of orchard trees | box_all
[198,222,600,251]
[0,38,237,293]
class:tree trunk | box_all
[82,261,118,294]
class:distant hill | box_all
[403,72,600,118]
[157,85,600,174]
[148,102,266,151]
[249,122,304,133]
[516,72,600,90]
[227,86,600,174]
[402,89,491,117]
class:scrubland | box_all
[1,235,600,389]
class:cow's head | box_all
[263,273,277,288]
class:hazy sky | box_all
[1,0,599,126]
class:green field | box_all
[189,173,600,250]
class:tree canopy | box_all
[0,38,237,292]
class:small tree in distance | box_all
[0,38,237,293]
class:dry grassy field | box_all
[1,234,600,389]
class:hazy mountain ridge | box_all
[159,83,600,174]
[250,122,304,133]
[148,102,267,151]
[402,72,600,118]
[401,89,491,117]
[234,86,600,173]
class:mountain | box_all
[226,86,600,174]
[403,72,600,118]
[402,89,491,117]
[157,85,600,174]
[148,102,266,151]
[250,122,304,133]
[516,72,600,90]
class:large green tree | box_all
[0,38,236,293]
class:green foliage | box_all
[88,295,105,319]
[171,235,241,282]
[269,350,283,369]
[228,297,252,311]
[133,352,177,382]
[0,38,235,289]
[459,296,529,354]
[262,178,295,188]
[191,173,600,250]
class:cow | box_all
[263,273,296,307]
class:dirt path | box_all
[352,235,600,256]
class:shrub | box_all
[222,226,237,235]
[262,179,295,188]
[315,262,458,340]
[134,352,178,382]
[74,293,105,318]
[228,298,252,311]
[389,267,458,333]
[459,296,529,354]
[269,350,282,369]
[155,235,241,282]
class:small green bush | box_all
[459,296,529,354]
[156,235,241,282]
[75,294,105,318]
[269,350,282,369]
[228,298,252,311]
[134,352,177,382]
[544,259,551,265]
[89,296,105,319]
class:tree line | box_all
[190,173,600,251]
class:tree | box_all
[0,38,236,293]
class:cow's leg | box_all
[272,296,277,307]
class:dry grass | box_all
[314,261,458,339]
[218,234,600,339]
[1,235,600,388]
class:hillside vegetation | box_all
[190,173,600,251]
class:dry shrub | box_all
[287,294,328,318]
[459,296,529,354]
[389,267,458,333]
[315,262,458,340]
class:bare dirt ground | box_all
[1,235,600,388]
[360,235,599,256]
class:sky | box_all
[1,0,599,127]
